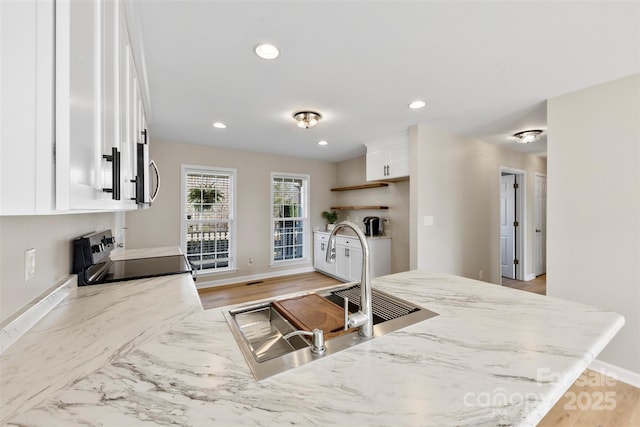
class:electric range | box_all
[72,230,194,286]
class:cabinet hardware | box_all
[130,178,137,201]
[102,147,121,200]
[149,159,160,202]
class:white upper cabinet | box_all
[0,0,150,215]
[56,0,145,210]
[364,131,410,181]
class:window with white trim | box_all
[181,166,236,273]
[271,173,309,264]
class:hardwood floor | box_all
[198,271,640,426]
[502,274,547,295]
[539,369,640,427]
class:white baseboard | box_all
[0,275,76,355]
[589,358,640,388]
[524,273,536,281]
[196,266,317,290]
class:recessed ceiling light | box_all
[408,100,426,109]
[254,43,279,60]
[213,122,227,129]
[318,140,328,146]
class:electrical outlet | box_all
[479,270,484,280]
[25,248,36,282]
[248,257,254,266]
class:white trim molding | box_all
[589,358,640,389]
[0,276,76,355]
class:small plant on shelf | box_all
[322,210,339,230]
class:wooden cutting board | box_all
[273,294,354,339]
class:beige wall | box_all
[547,74,640,374]
[0,212,117,322]
[125,141,337,283]
[409,124,547,285]
[335,156,410,273]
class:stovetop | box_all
[73,230,194,286]
[102,255,192,283]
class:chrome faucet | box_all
[325,221,373,338]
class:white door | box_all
[535,175,547,276]
[500,175,516,279]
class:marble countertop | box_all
[1,258,623,426]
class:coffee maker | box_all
[363,216,381,236]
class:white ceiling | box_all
[134,1,640,162]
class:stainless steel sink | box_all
[224,283,439,381]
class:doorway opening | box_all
[499,167,525,284]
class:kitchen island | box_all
[0,251,623,426]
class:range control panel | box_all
[73,230,116,272]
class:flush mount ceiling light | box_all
[254,43,279,60]
[318,140,328,146]
[212,122,227,129]
[293,111,322,129]
[513,129,543,144]
[408,100,426,109]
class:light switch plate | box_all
[25,248,36,282]
[424,216,434,226]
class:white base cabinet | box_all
[313,231,390,283]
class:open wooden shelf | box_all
[330,183,389,192]
[330,205,389,210]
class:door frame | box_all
[499,166,526,284]
[534,172,547,277]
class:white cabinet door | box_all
[313,232,336,276]
[368,238,391,278]
[348,247,363,282]
[366,148,387,181]
[0,0,54,215]
[387,142,410,179]
[335,245,349,279]
[120,43,138,204]
[56,0,125,210]
[313,237,325,270]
